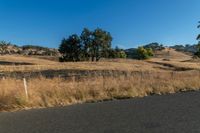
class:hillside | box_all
[153,48,192,61]
[1,46,200,111]
[0,42,59,56]
[0,48,199,76]
[170,44,198,53]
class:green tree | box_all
[92,28,112,61]
[146,48,154,56]
[117,51,127,58]
[107,48,116,58]
[59,28,113,62]
[59,34,83,62]
[80,28,112,61]
[114,46,127,58]
[80,28,93,61]
[137,47,154,60]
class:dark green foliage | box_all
[59,34,83,62]
[195,22,200,57]
[22,45,49,51]
[194,44,200,58]
[114,47,127,58]
[197,34,200,41]
[59,28,113,62]
[194,51,200,57]
[125,45,154,60]
[108,47,127,58]
[107,48,116,58]
[125,47,154,60]
[125,48,139,59]
[197,21,200,44]
[125,42,161,59]
[80,28,93,61]
[88,28,112,61]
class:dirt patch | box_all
[148,61,194,71]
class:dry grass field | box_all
[1,49,200,111]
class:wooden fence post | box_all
[23,78,29,101]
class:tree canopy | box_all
[59,34,82,62]
[59,28,116,62]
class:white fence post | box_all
[23,78,29,101]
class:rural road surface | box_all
[1,91,200,133]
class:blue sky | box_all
[0,0,199,48]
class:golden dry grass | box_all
[0,55,57,65]
[1,49,200,111]
[149,48,200,70]
[1,70,200,111]
[0,49,199,73]
[0,58,162,73]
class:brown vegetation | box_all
[1,70,200,111]
[1,49,200,111]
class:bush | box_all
[117,51,127,58]
[137,47,154,60]
[108,47,127,59]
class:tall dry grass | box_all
[0,70,200,111]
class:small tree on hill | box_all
[137,47,154,60]
[107,46,127,59]
[114,46,127,58]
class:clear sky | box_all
[0,0,199,48]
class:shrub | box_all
[137,47,154,60]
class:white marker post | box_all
[23,78,29,101]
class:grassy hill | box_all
[0,48,199,74]
[0,48,200,111]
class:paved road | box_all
[1,91,200,133]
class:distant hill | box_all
[143,42,165,51]
[0,40,198,58]
[125,43,165,59]
[125,43,198,59]
[170,44,197,53]
[0,41,60,56]
[125,48,138,59]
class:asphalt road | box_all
[1,91,200,133]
